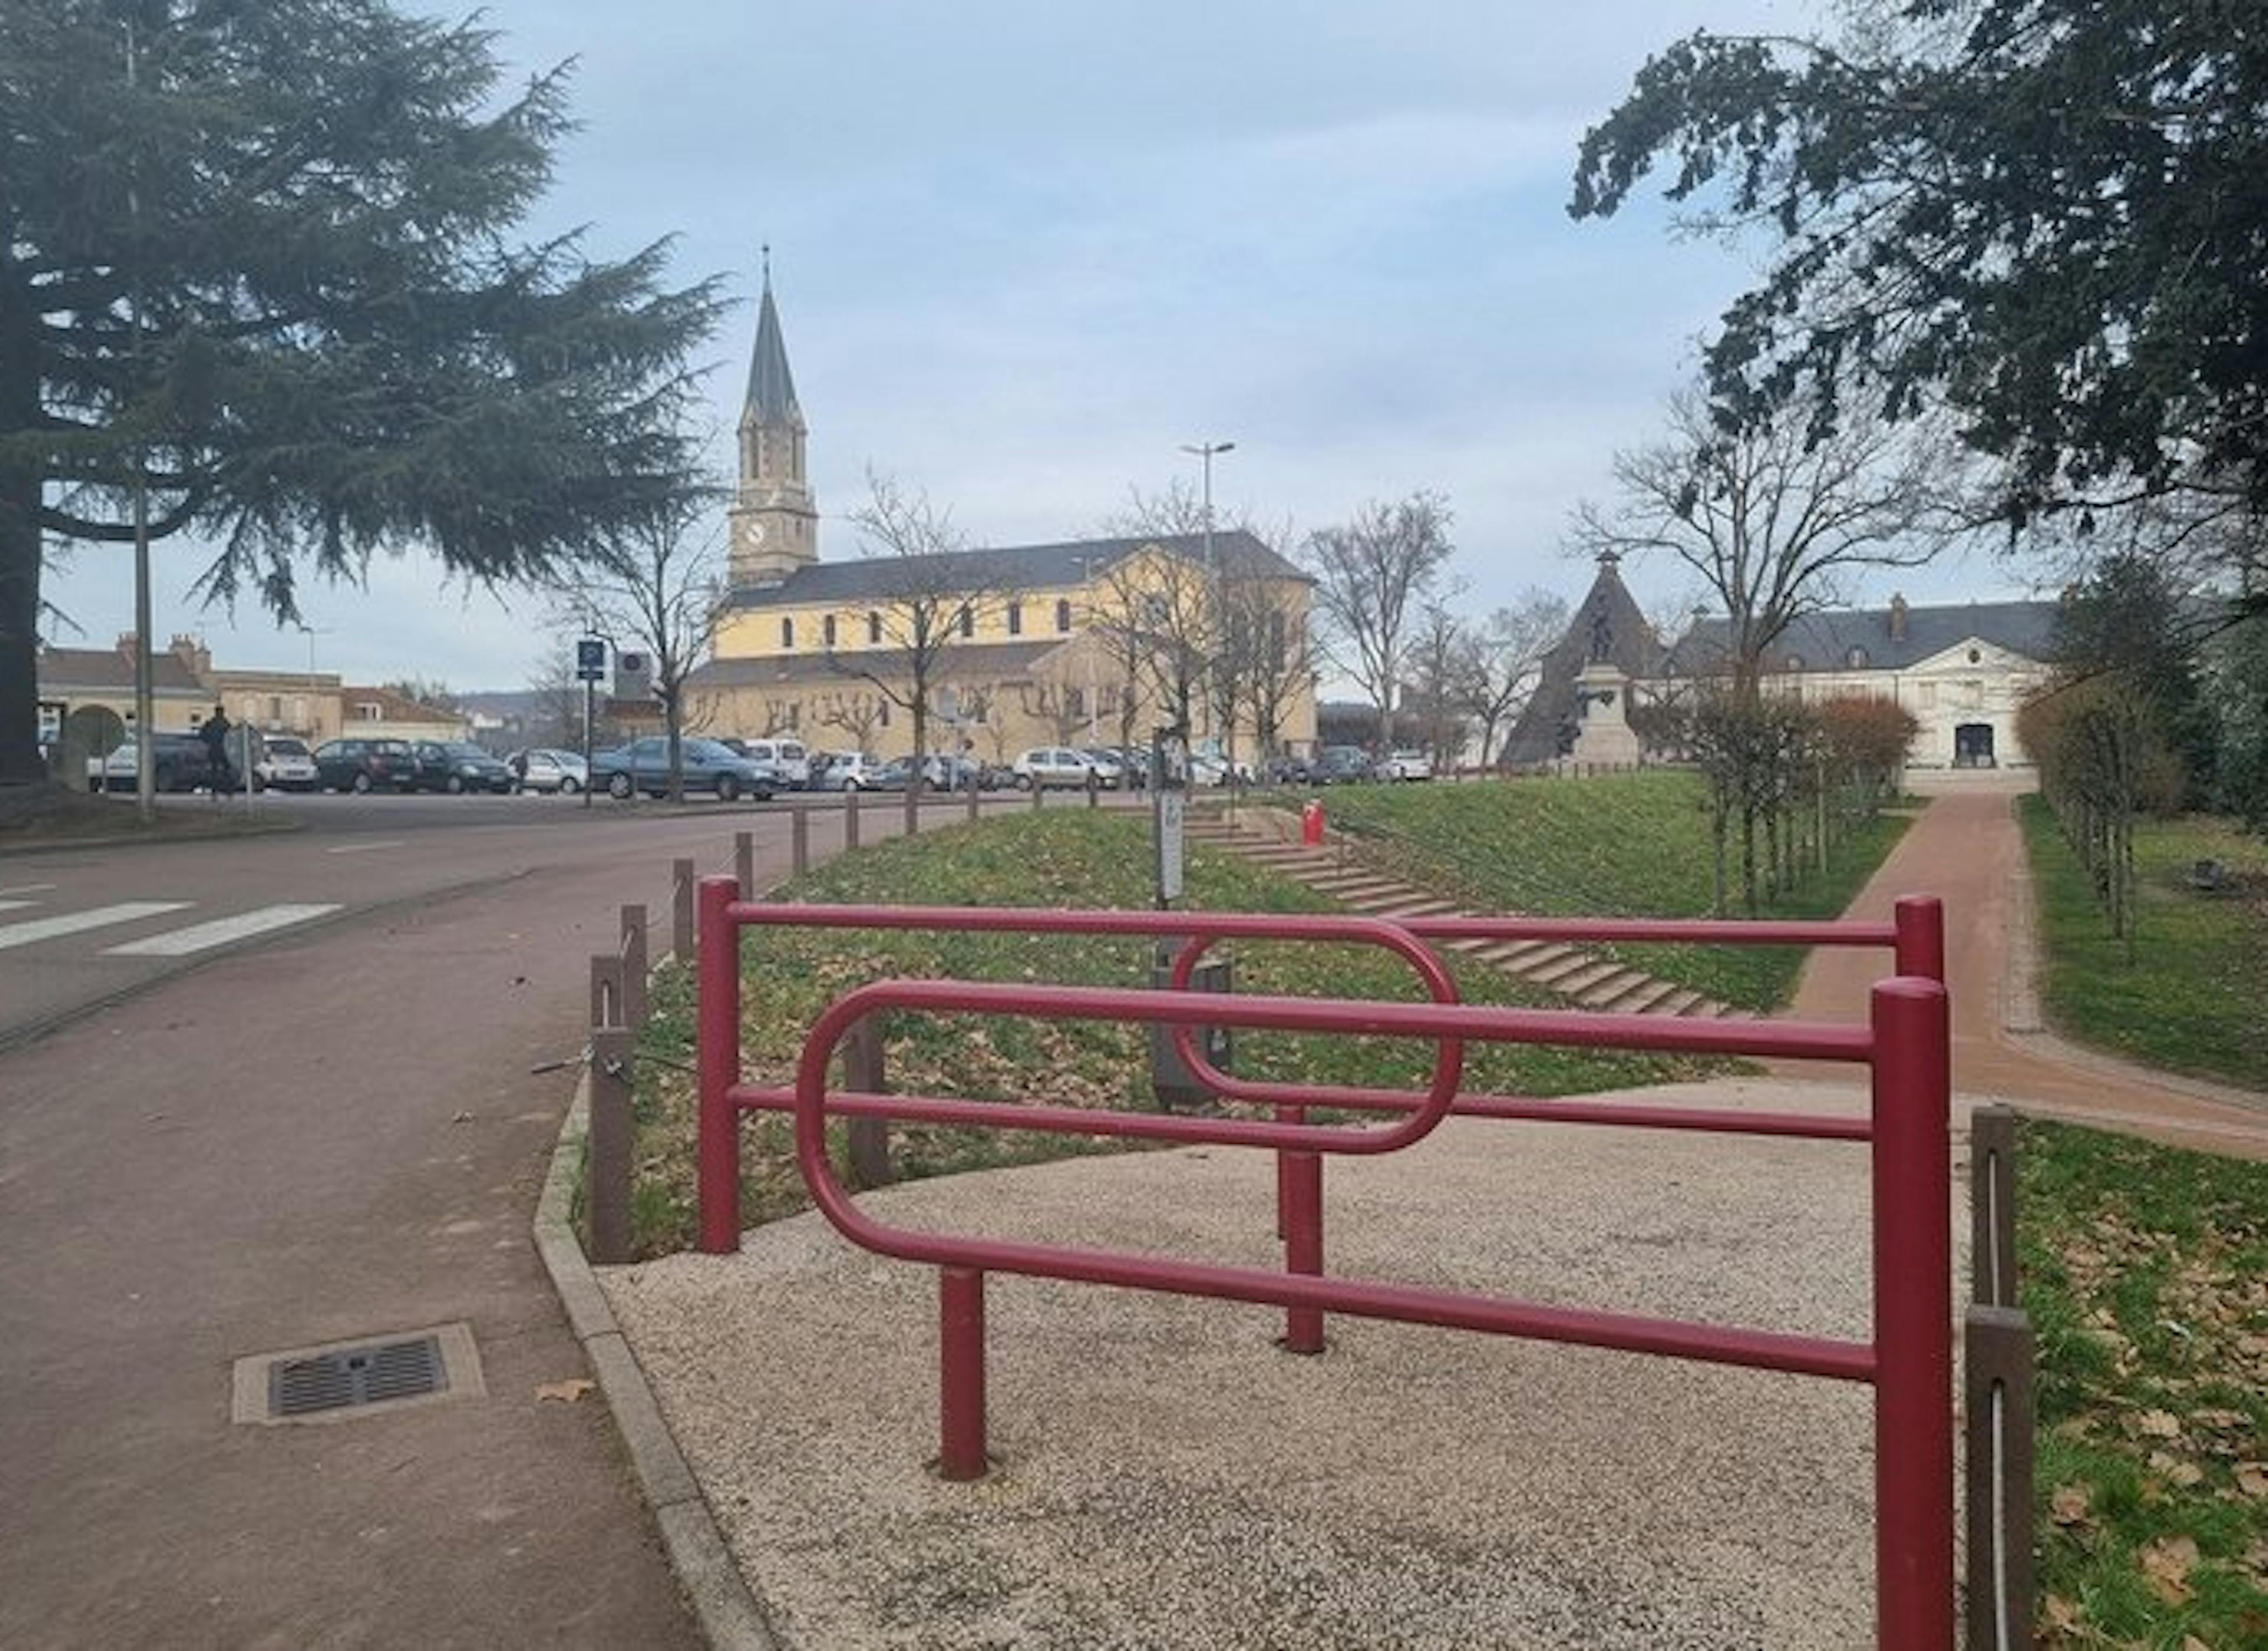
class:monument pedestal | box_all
[1571,662,1642,768]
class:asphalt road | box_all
[0,786,1032,1649]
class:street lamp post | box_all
[1178,439,1234,780]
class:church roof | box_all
[687,639,1070,691]
[741,281,801,429]
[1500,555,1663,765]
[715,530,1305,612]
[1659,598,2061,675]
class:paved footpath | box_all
[1779,772,2268,1160]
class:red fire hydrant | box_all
[1301,800,1325,845]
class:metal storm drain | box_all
[232,1321,484,1426]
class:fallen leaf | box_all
[2042,1594,2081,1634]
[535,1378,595,1404]
[2135,1409,2182,1439]
[2139,1533,2199,1606]
[2148,1451,2206,1488]
[2183,1637,2211,1651]
[2238,1463,2268,1499]
[2050,1484,2093,1526]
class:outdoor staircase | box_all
[1184,807,1735,1019]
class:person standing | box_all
[198,704,234,794]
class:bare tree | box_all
[832,470,1015,791]
[1403,598,1474,768]
[813,688,888,753]
[1569,388,1954,686]
[1462,591,1568,769]
[558,486,726,802]
[1097,484,1228,744]
[1304,491,1456,744]
[1219,575,1314,768]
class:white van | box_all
[739,737,810,789]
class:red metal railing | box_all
[696,885,1953,1649]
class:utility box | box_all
[1150,945,1233,1110]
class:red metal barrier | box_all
[693,885,1953,1648]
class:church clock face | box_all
[746,519,766,543]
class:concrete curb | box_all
[533,1063,779,1651]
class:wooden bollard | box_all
[735,831,754,897]
[619,904,648,1030]
[845,784,861,849]
[791,807,810,874]
[842,1015,894,1188]
[672,858,695,959]
[586,1025,634,1265]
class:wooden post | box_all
[672,857,695,960]
[903,781,919,836]
[841,1015,894,1188]
[1970,1105,2018,1307]
[587,1025,634,1265]
[845,784,862,849]
[734,831,754,896]
[1029,780,1044,812]
[619,904,648,1030]
[1963,1305,2035,1651]
[588,953,624,1031]
[965,771,980,822]
[791,806,810,875]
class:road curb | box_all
[533,1064,780,1651]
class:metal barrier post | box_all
[939,1266,988,1480]
[1894,894,1946,983]
[735,831,754,896]
[696,876,744,1254]
[791,807,810,875]
[620,904,649,1029]
[845,785,862,849]
[672,858,696,959]
[1870,976,1955,1651]
[1969,1105,2018,1308]
[1281,1148,1326,1354]
[841,1015,894,1188]
[1963,1304,2034,1651]
[588,1025,634,1265]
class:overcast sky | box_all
[43,0,2038,693]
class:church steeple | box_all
[729,256,818,588]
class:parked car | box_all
[812,751,882,792]
[1077,748,1126,788]
[1012,747,1114,789]
[255,736,320,793]
[313,737,419,793]
[737,737,811,789]
[1311,745,1375,785]
[508,748,588,794]
[1374,749,1435,782]
[408,740,516,794]
[1265,755,1313,786]
[590,737,779,802]
[86,734,219,794]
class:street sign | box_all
[575,637,607,682]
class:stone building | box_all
[686,277,1317,764]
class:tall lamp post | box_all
[1178,439,1234,776]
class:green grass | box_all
[2019,795,2268,1090]
[2018,1118,2268,1647]
[1315,772,1914,1009]
[612,809,1723,1257]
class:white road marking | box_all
[0,883,56,896]
[325,840,403,855]
[0,900,34,913]
[0,903,193,952]
[103,904,343,958]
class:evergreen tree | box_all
[0,1,726,782]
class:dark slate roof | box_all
[741,282,802,429]
[1658,598,2061,676]
[1501,557,1664,765]
[716,530,1306,611]
[38,646,207,695]
[686,639,1070,692]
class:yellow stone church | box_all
[682,279,1317,766]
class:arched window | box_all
[866,611,882,644]
[958,608,974,639]
[1056,598,1073,633]
[780,616,795,649]
[1006,601,1023,637]
[1846,646,1869,669]
[823,614,838,648]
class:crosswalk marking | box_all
[0,900,33,913]
[103,904,343,958]
[0,902,193,952]
[0,883,56,897]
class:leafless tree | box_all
[1403,598,1474,768]
[1304,491,1456,744]
[1462,590,1568,769]
[813,688,888,752]
[1096,484,1227,744]
[832,470,1016,790]
[1569,387,1954,686]
[1016,679,1089,747]
[555,485,726,802]
[1218,575,1313,767]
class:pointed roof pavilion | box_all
[1501,551,1663,766]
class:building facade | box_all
[687,279,1317,763]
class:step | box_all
[1359,897,1460,919]
[1586,976,1682,1015]
[1493,940,1575,971]
[1511,948,1594,985]
[1655,989,1706,1018]
[1551,960,1628,999]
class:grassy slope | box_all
[618,810,1719,1256]
[2018,795,2268,1091]
[1317,771,1913,1009]
[2020,1118,2268,1646]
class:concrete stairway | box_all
[1185,809,1733,1018]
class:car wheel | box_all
[350,771,373,794]
[1015,774,1033,790]
[607,773,633,800]
[560,776,581,795]
[445,774,465,794]
[715,773,741,803]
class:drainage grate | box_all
[233,1322,483,1427]
[269,1334,447,1418]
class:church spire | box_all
[741,258,803,433]
[728,259,818,588]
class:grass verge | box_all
[2020,1117,2268,1646]
[610,809,1727,1258]
[2018,795,2268,1091]
[1315,771,1914,1009]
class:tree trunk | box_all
[0,280,50,786]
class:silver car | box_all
[510,748,589,794]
